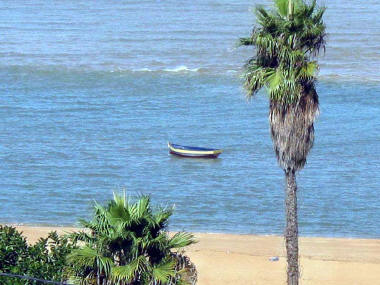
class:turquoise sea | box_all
[0,0,379,237]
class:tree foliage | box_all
[0,225,77,285]
[66,192,197,285]
[240,0,326,104]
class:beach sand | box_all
[12,226,380,285]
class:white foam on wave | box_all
[163,65,199,72]
[134,68,152,72]
[129,65,201,73]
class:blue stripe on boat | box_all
[170,143,218,151]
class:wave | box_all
[1,64,380,83]
[162,65,200,72]
[133,68,152,72]
[0,64,205,74]
[130,66,203,73]
[104,65,204,73]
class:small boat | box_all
[168,142,222,158]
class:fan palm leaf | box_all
[168,233,195,250]
[111,255,148,283]
[67,246,113,277]
[152,258,176,283]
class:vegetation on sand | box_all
[0,225,77,285]
[66,192,197,285]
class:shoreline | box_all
[6,225,380,284]
[4,223,379,240]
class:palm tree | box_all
[66,192,197,285]
[239,0,326,284]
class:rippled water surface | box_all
[0,0,379,237]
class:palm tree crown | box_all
[240,0,326,104]
[240,0,326,172]
[66,192,196,285]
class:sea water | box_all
[0,0,379,237]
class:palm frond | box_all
[243,65,275,98]
[238,37,255,46]
[153,207,173,227]
[274,0,289,17]
[67,246,97,266]
[111,255,148,283]
[92,202,112,234]
[67,246,113,277]
[297,61,318,81]
[69,231,95,245]
[152,258,176,283]
[112,191,127,208]
[96,255,113,277]
[108,199,131,228]
[136,195,151,217]
[169,232,196,249]
[148,233,170,253]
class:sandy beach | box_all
[10,226,380,285]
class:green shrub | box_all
[0,225,77,285]
[0,225,29,284]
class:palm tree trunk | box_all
[285,169,299,285]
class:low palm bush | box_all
[66,193,197,285]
